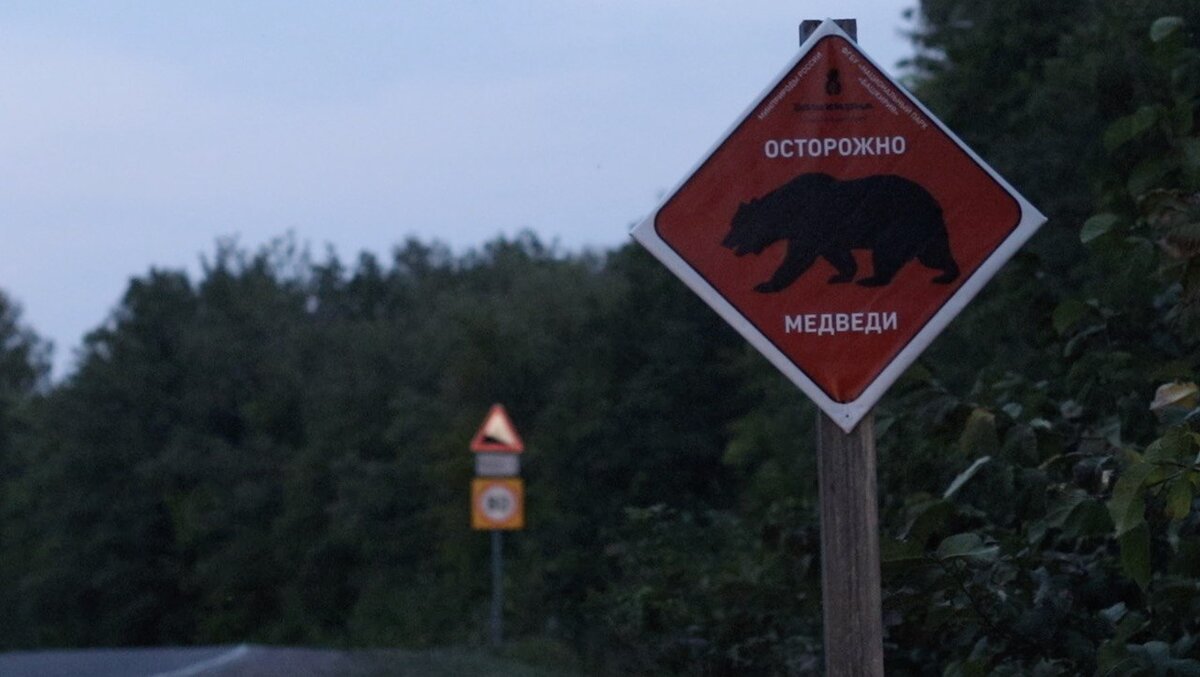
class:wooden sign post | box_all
[817,409,884,675]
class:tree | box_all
[0,291,49,648]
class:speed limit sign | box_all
[471,478,525,530]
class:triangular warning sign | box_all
[470,404,525,453]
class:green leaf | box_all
[1182,138,1200,171]
[1127,157,1173,195]
[1115,611,1148,642]
[959,408,999,457]
[1030,660,1069,677]
[880,538,924,564]
[901,361,933,384]
[1063,499,1115,539]
[1119,522,1152,589]
[1150,16,1184,42]
[902,498,955,541]
[1104,106,1160,151]
[1170,538,1200,577]
[1134,105,1162,133]
[944,456,992,499]
[1145,427,1196,463]
[944,659,989,677]
[1052,298,1091,333]
[1097,655,1140,677]
[1064,325,1104,357]
[1109,461,1153,536]
[1150,383,1200,415]
[1152,577,1200,608]
[1173,634,1198,658]
[1104,118,1135,152]
[936,532,999,562]
[1128,640,1200,675]
[1100,602,1127,624]
[1172,107,1195,137]
[1167,222,1200,248]
[1029,488,1087,543]
[1166,478,1194,521]
[1081,213,1120,244]
[1168,660,1200,677]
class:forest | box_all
[1,2,1200,674]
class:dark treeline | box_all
[2,2,1200,673]
[0,237,754,656]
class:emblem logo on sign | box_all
[825,68,842,95]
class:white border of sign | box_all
[631,19,1046,433]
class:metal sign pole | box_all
[470,405,525,648]
[800,19,884,677]
[490,530,503,647]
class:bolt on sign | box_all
[632,19,1045,431]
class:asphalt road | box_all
[0,644,579,676]
[0,645,364,676]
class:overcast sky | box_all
[2,1,918,377]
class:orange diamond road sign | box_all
[632,19,1045,431]
[470,404,525,453]
[472,478,525,530]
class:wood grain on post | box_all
[817,412,884,676]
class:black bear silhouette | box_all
[721,173,960,293]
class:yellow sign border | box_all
[471,478,525,530]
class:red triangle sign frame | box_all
[470,404,525,453]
